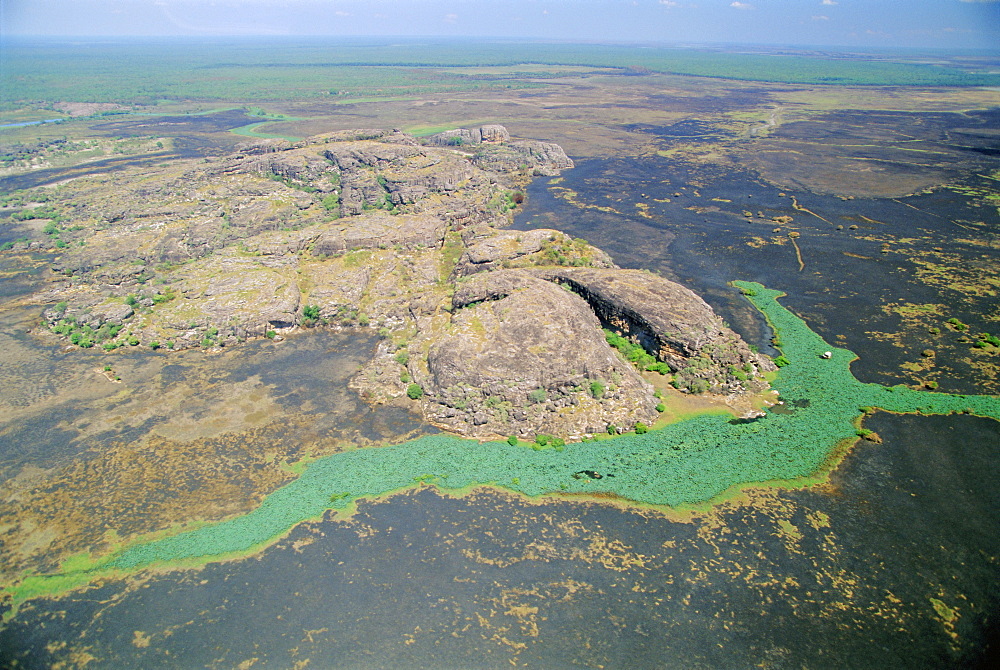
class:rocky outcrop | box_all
[27,124,770,439]
[454,229,616,276]
[471,140,574,176]
[421,270,658,438]
[423,124,511,147]
[311,212,448,255]
[323,139,480,215]
[531,268,774,394]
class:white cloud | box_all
[334,11,351,17]
[730,1,752,8]
[812,15,829,20]
[821,0,838,6]
[659,1,679,7]
[444,13,458,24]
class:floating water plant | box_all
[5,282,998,617]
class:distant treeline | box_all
[4,38,998,108]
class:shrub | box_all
[265,330,276,339]
[149,341,160,350]
[302,304,321,321]
[394,351,409,366]
[946,318,967,331]
[634,422,648,435]
[534,434,550,446]
[689,379,710,394]
[507,435,518,446]
[200,338,214,348]
[128,336,140,346]
[655,403,666,412]
[590,381,605,399]
[406,383,424,400]
[321,193,340,212]
[773,355,791,367]
[528,388,547,404]
[606,424,618,435]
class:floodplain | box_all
[1,39,999,668]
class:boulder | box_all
[424,270,658,438]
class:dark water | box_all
[3,412,998,668]
[513,156,1000,394]
[0,110,255,192]
[2,138,1000,667]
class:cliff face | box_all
[531,268,775,395]
[21,125,771,439]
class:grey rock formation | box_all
[30,125,768,438]
[422,124,511,147]
[471,140,574,176]
[454,229,616,276]
[532,268,774,394]
[423,270,658,438]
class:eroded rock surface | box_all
[532,268,774,395]
[15,125,771,438]
[423,270,658,438]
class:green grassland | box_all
[4,38,998,114]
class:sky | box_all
[3,0,999,50]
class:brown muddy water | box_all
[1,130,1000,668]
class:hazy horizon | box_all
[4,0,999,51]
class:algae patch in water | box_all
[5,282,999,618]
